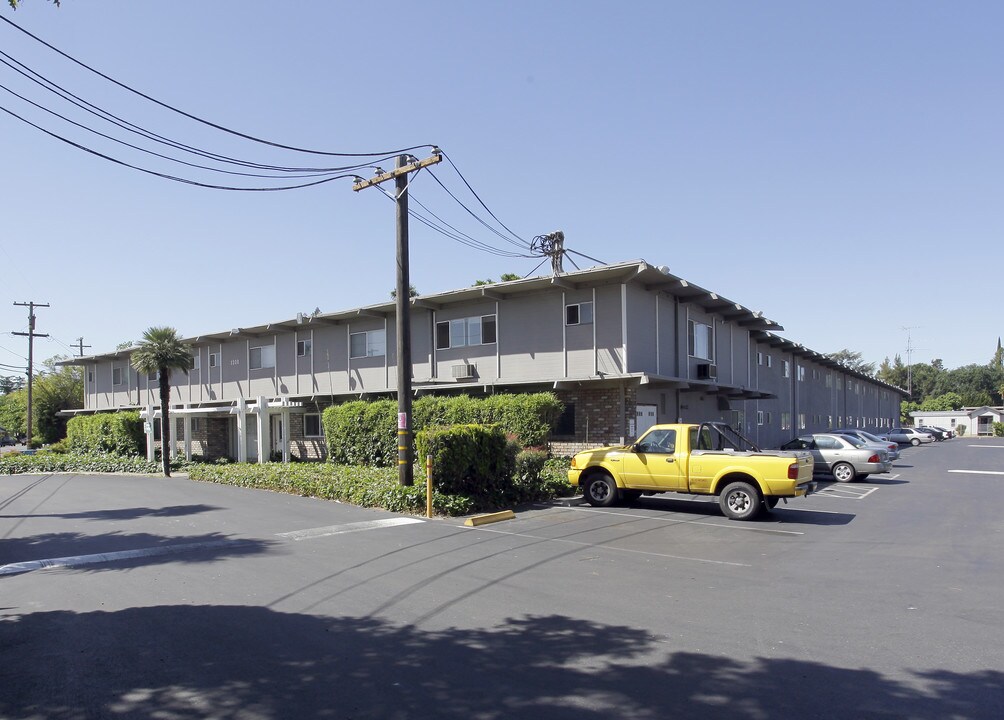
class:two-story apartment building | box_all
[64,260,906,461]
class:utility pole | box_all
[902,326,920,397]
[353,150,442,486]
[13,301,49,447]
[75,337,91,357]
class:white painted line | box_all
[1,517,426,577]
[0,538,250,577]
[947,469,1004,476]
[276,517,424,540]
[815,486,879,500]
[566,505,804,535]
[967,445,1004,449]
[466,524,753,567]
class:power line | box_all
[0,14,435,159]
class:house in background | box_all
[911,407,1004,436]
[62,260,906,462]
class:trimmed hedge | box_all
[66,411,145,456]
[187,462,475,516]
[0,451,185,475]
[323,393,563,467]
[416,424,516,506]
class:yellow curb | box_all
[464,510,515,527]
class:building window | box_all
[757,410,765,425]
[825,374,832,388]
[191,353,200,371]
[799,413,806,430]
[209,352,219,368]
[350,329,386,359]
[436,315,497,350]
[554,403,576,436]
[87,370,93,382]
[250,344,276,370]
[767,355,772,368]
[688,320,714,361]
[191,418,202,433]
[757,352,764,366]
[797,365,806,382]
[148,370,159,382]
[783,360,790,378]
[566,302,593,326]
[304,413,323,437]
[112,366,123,386]
[297,339,312,357]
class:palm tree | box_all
[131,327,191,477]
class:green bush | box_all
[956,424,966,436]
[187,462,474,516]
[993,422,1004,437]
[66,411,144,456]
[0,451,187,475]
[324,393,563,467]
[416,424,516,507]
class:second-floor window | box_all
[688,320,714,361]
[209,352,219,368]
[436,315,497,350]
[565,302,593,326]
[250,344,276,370]
[112,366,123,386]
[350,329,386,359]
[297,339,312,357]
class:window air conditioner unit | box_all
[697,363,717,380]
[451,363,476,379]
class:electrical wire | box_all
[0,101,361,191]
[426,167,531,251]
[0,15,435,159]
[438,150,528,247]
[0,50,403,175]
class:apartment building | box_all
[65,260,906,461]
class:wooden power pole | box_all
[13,301,49,447]
[353,150,442,485]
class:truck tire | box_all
[584,473,619,507]
[719,481,762,521]
[832,462,857,483]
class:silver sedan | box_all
[780,433,893,482]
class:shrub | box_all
[0,451,188,475]
[186,462,475,516]
[416,424,516,508]
[324,393,563,466]
[66,411,144,456]
[993,422,1004,437]
[956,424,966,437]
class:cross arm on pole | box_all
[352,151,442,192]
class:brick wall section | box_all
[550,385,637,456]
[289,412,327,461]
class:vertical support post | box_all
[396,154,414,486]
[257,395,270,464]
[281,408,291,463]
[426,455,433,518]
[236,397,248,463]
[145,404,156,462]
[183,406,192,462]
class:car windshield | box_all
[858,431,883,442]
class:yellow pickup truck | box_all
[567,422,815,520]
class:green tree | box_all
[31,357,84,443]
[0,388,27,437]
[829,349,876,377]
[919,392,963,412]
[130,327,191,477]
[499,273,522,282]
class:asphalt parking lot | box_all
[2,438,1002,719]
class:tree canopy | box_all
[131,327,191,476]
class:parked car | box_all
[779,433,892,482]
[882,427,935,446]
[831,429,900,461]
[917,426,947,441]
[930,425,955,438]
[0,435,15,447]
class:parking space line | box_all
[1,518,426,577]
[947,469,1004,476]
[465,524,753,567]
[968,445,1004,449]
[276,517,424,540]
[566,505,804,535]
[815,485,879,500]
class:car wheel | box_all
[911,438,920,446]
[621,489,642,503]
[719,481,762,520]
[584,473,619,507]
[832,462,857,483]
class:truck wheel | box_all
[719,481,762,520]
[584,473,619,507]
[832,462,857,483]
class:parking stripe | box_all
[948,469,1004,476]
[1,518,425,577]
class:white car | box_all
[883,428,935,446]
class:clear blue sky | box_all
[2,1,1001,376]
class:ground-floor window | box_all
[304,413,323,437]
